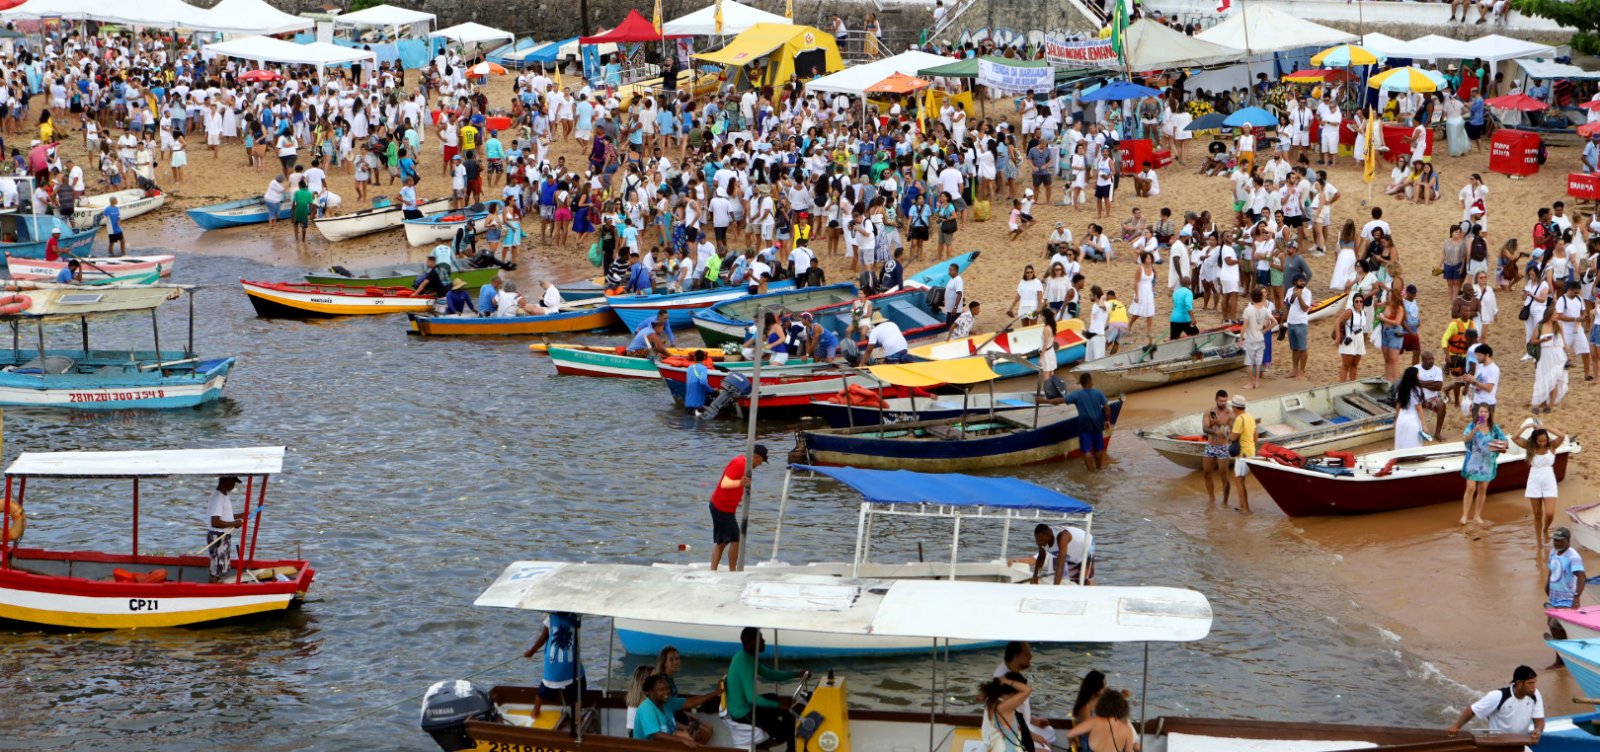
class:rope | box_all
[301,653,526,739]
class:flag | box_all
[1109,0,1130,63]
[652,0,662,34]
[1215,0,1230,12]
[785,0,793,20]
[714,0,724,34]
[1362,108,1378,184]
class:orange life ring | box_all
[0,293,32,316]
[3,498,24,542]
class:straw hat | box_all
[451,278,467,291]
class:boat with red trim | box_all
[656,360,908,410]
[0,447,315,629]
[241,279,438,318]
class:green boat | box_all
[304,265,500,291]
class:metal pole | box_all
[35,319,45,368]
[604,618,615,737]
[573,617,585,741]
[1238,0,1256,105]
[947,515,960,580]
[1,476,10,569]
[735,306,767,572]
[1138,641,1150,752]
[999,511,1011,562]
[187,288,195,357]
[131,478,139,558]
[928,638,937,752]
[747,631,759,752]
[234,477,251,584]
[769,468,794,562]
[851,502,868,577]
[1081,513,1092,585]
[79,316,87,355]
[150,308,162,370]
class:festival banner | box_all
[976,59,1053,93]
[1044,37,1118,69]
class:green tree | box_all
[1513,0,1600,54]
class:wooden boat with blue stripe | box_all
[303,263,498,291]
[535,344,778,379]
[186,197,291,230]
[909,319,1087,379]
[0,447,315,629]
[241,280,437,318]
[407,305,619,337]
[691,282,859,347]
[606,279,797,331]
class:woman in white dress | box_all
[221,93,239,140]
[1069,142,1088,209]
[1444,95,1469,157]
[1333,295,1368,381]
[1530,307,1568,413]
[1329,220,1359,291]
[1471,270,1498,338]
[1009,264,1045,325]
[1351,109,1369,164]
[1129,251,1157,341]
[1392,365,1426,450]
[1512,421,1566,548]
[976,137,998,197]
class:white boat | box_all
[70,189,165,230]
[1137,378,1396,470]
[1568,502,1600,557]
[7,254,176,283]
[402,201,501,247]
[1070,330,1245,395]
[313,197,451,242]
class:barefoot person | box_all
[1459,403,1506,526]
[1546,527,1585,667]
[708,445,767,571]
[1512,421,1566,546]
[1201,390,1233,506]
[204,476,243,583]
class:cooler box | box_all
[1569,173,1600,201]
[1152,149,1173,168]
[1338,119,1357,157]
[1380,123,1432,164]
[484,116,512,132]
[1490,130,1541,177]
[1120,138,1154,174]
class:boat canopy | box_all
[5,447,286,478]
[476,561,1213,643]
[792,464,1091,514]
[864,354,1000,387]
[9,285,182,318]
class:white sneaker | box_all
[1521,354,1533,361]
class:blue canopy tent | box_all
[504,37,579,69]
[1080,80,1162,102]
[778,464,1094,582]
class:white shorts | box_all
[1321,127,1340,153]
[1292,130,1311,147]
[1317,208,1333,226]
[1526,468,1558,497]
[1222,278,1241,294]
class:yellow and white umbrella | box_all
[1311,44,1380,68]
[1367,66,1448,93]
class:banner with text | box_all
[1044,37,1118,69]
[977,59,1054,93]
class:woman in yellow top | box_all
[38,110,55,144]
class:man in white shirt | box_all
[1414,350,1447,440]
[1467,345,1499,405]
[865,320,910,363]
[788,239,813,285]
[1446,665,1543,740]
[1316,95,1342,167]
[1360,207,1392,243]
[204,476,244,582]
[943,265,966,330]
[709,189,734,253]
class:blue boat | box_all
[0,212,100,260]
[0,285,233,409]
[809,286,951,346]
[907,249,980,287]
[690,282,859,346]
[1550,638,1600,698]
[186,197,291,230]
[606,279,797,331]
[1535,712,1600,752]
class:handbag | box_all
[940,218,958,234]
[1527,341,1542,361]
[1518,301,1532,321]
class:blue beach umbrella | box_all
[1223,107,1279,128]
[1081,81,1162,102]
[1185,112,1229,132]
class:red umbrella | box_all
[1484,94,1548,112]
[1579,121,1600,138]
[239,69,283,83]
[1580,99,1600,112]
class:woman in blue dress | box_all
[571,187,596,240]
[1459,401,1507,525]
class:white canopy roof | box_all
[1517,59,1600,81]
[203,35,374,67]
[1196,5,1355,55]
[333,3,434,27]
[81,0,209,26]
[1403,34,1475,62]
[1125,19,1241,70]
[1358,33,1410,60]
[476,561,1214,643]
[188,0,312,36]
[664,0,788,37]
[805,50,953,96]
[1469,34,1555,63]
[0,0,104,21]
[429,22,514,45]
[7,447,286,478]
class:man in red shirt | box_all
[710,445,767,571]
[44,227,61,261]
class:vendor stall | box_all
[694,23,841,89]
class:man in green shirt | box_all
[290,179,314,243]
[726,627,807,751]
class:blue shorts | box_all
[1255,269,1271,286]
[1288,323,1308,352]
[882,351,913,364]
[1079,429,1105,454]
[1442,263,1464,281]
[1381,326,1405,351]
[1590,324,1600,347]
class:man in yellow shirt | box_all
[1228,394,1257,513]
[459,122,479,154]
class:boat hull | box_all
[7,254,176,282]
[1071,331,1245,395]
[242,281,435,318]
[408,307,618,336]
[691,282,860,348]
[812,392,1048,428]
[658,362,899,409]
[607,280,797,331]
[1547,606,1600,641]
[313,197,450,242]
[1548,639,1600,699]
[187,198,291,230]
[401,202,501,247]
[1247,445,1574,517]
[303,265,498,291]
[800,402,1122,472]
[71,190,164,230]
[1567,502,1600,556]
[548,347,662,378]
[0,226,99,260]
[1078,353,1245,395]
[0,351,232,410]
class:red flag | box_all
[1215,0,1231,12]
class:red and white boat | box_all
[656,361,912,409]
[1243,435,1581,517]
[0,446,316,628]
[7,254,177,282]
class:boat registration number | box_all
[69,390,167,403]
[479,743,564,752]
[129,598,159,611]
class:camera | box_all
[1342,336,1353,346]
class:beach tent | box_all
[0,0,101,21]
[188,0,312,35]
[1516,59,1600,81]
[806,50,952,96]
[1468,34,1555,63]
[580,9,683,44]
[430,22,514,46]
[334,4,435,30]
[664,0,787,37]
[1358,33,1412,61]
[202,35,374,69]
[1402,34,1475,62]
[1123,19,1240,70]
[91,0,209,27]
[695,23,841,87]
[1196,5,1354,55]
[506,37,580,66]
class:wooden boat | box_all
[606,279,798,331]
[1137,378,1396,470]
[303,263,497,291]
[539,345,756,379]
[313,197,450,242]
[811,390,1060,428]
[1244,433,1582,517]
[559,278,607,303]
[407,305,619,337]
[0,447,315,628]
[795,401,1121,471]
[8,254,176,283]
[240,280,436,318]
[1569,502,1600,557]
[657,360,904,409]
[1549,639,1600,699]
[402,201,502,247]
[1070,330,1245,394]
[186,197,291,230]
[1548,606,1600,641]
[0,212,99,260]
[691,282,859,347]
[70,188,165,230]
[909,319,1088,378]
[808,286,952,346]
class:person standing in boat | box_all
[1029,523,1094,586]
[205,476,243,584]
[522,611,586,728]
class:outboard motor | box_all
[420,680,498,752]
[702,371,753,421]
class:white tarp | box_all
[202,35,374,67]
[1358,33,1410,61]
[429,22,514,45]
[333,4,434,27]
[805,50,952,96]
[7,447,286,478]
[1517,59,1600,81]
[1196,5,1355,55]
[1403,34,1475,62]
[1469,33,1555,63]
[0,0,103,21]
[1124,18,1241,70]
[664,0,788,37]
[188,0,312,35]
[85,0,209,27]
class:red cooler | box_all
[1120,139,1154,174]
[1380,123,1432,164]
[1570,173,1600,201]
[1490,130,1541,177]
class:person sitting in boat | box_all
[442,279,476,316]
[533,281,563,314]
[43,227,62,262]
[727,627,807,752]
[632,674,700,748]
[53,258,82,284]
[605,250,633,295]
[476,276,501,318]
[627,318,673,359]
[414,255,452,298]
[1029,523,1094,586]
[205,476,244,584]
[492,280,538,318]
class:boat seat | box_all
[1285,408,1328,427]
[12,356,75,375]
[883,299,942,330]
[1260,423,1296,437]
[1342,394,1389,416]
[922,424,967,440]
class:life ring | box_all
[3,498,24,542]
[0,293,32,316]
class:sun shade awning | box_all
[6,447,286,478]
[863,354,998,387]
[694,23,821,65]
[476,561,1213,643]
[792,464,1092,514]
[13,286,182,318]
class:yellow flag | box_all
[1362,108,1378,184]
[714,0,724,34]
[652,0,663,34]
[785,0,793,20]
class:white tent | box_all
[188,0,312,35]
[1517,59,1600,81]
[429,22,514,46]
[333,4,434,28]
[663,0,787,37]
[805,50,952,96]
[1124,19,1240,70]
[1358,33,1410,61]
[1403,34,1475,62]
[1196,5,1355,55]
[1469,34,1555,63]
[202,35,374,67]
[0,0,103,21]
[95,0,210,28]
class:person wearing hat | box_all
[1226,394,1256,513]
[709,445,768,572]
[205,476,244,583]
[441,278,477,315]
[1446,665,1543,740]
[42,226,62,261]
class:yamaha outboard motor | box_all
[703,371,753,421]
[420,680,498,752]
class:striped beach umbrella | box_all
[1367,66,1448,93]
[1311,44,1380,68]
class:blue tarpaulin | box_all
[791,464,1092,514]
[292,35,436,69]
[518,37,577,65]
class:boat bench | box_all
[1285,408,1328,428]
[922,424,969,440]
[882,299,942,330]
[1342,394,1389,416]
